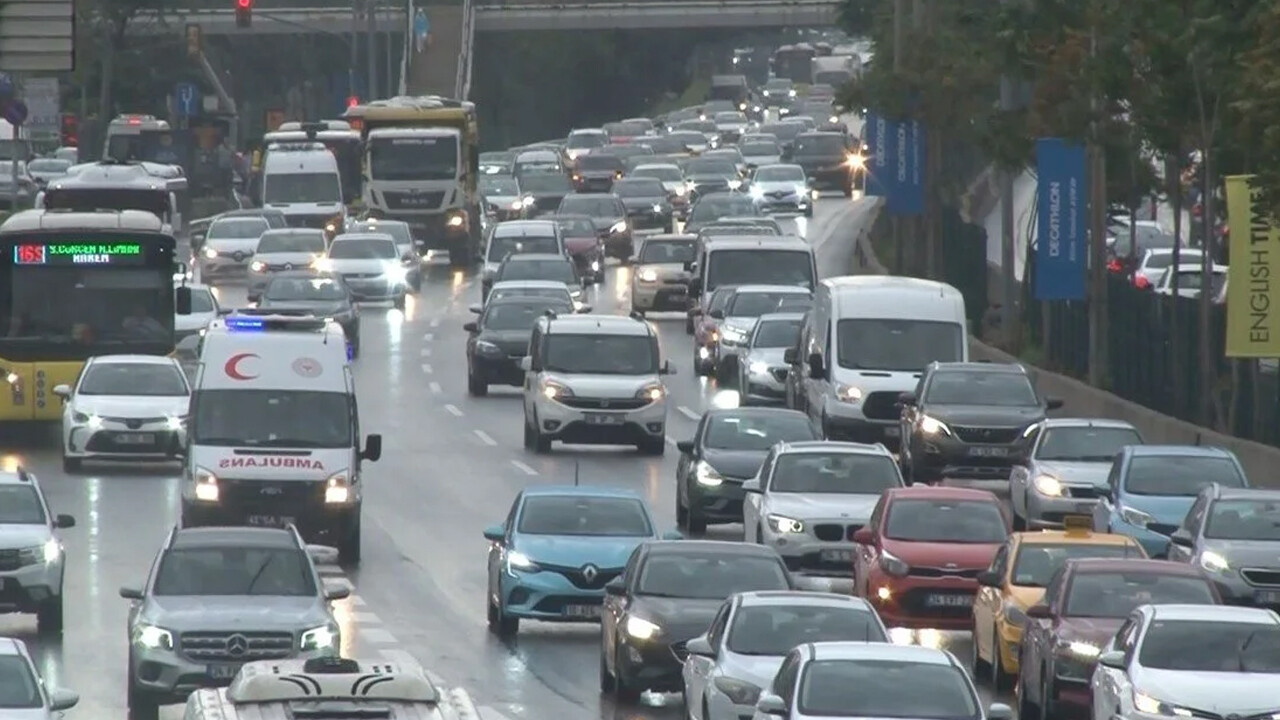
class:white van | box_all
[182,313,381,563]
[260,141,348,234]
[789,275,968,448]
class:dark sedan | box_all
[520,171,575,216]
[683,158,743,200]
[612,178,675,233]
[789,131,858,196]
[571,154,625,193]
[554,214,606,283]
[557,193,633,260]
[465,296,573,395]
[684,192,762,234]
[600,540,794,700]
[255,271,361,356]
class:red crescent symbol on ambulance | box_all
[224,353,259,380]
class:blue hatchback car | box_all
[484,485,681,637]
[1092,445,1250,557]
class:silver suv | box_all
[0,466,75,635]
[520,311,673,454]
[121,525,349,720]
[0,637,78,719]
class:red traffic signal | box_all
[235,0,251,27]
[236,0,251,7]
[346,96,359,108]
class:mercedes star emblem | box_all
[225,634,249,657]
[582,564,599,583]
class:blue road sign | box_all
[1034,137,1088,301]
[174,82,199,117]
[862,113,925,216]
[864,112,890,199]
[1,100,28,127]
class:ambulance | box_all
[181,313,382,564]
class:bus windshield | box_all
[43,187,170,220]
[105,130,182,164]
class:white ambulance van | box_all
[184,657,479,720]
[182,313,382,564]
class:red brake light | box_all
[236,0,251,7]
[1134,275,1151,289]
[1107,258,1122,273]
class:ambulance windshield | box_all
[192,389,351,447]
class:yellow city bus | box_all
[0,209,186,422]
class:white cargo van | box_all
[789,275,967,448]
[182,313,381,563]
[260,142,347,235]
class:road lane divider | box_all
[473,429,497,446]
[510,460,538,475]
[445,404,464,416]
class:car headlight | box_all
[1002,603,1028,628]
[625,616,661,640]
[166,415,186,431]
[767,514,804,534]
[788,89,796,97]
[748,186,764,199]
[1119,504,1153,528]
[249,260,266,272]
[651,203,663,213]
[835,384,863,403]
[846,154,865,168]
[636,383,665,403]
[203,246,218,259]
[312,258,333,272]
[522,196,534,207]
[1133,691,1191,717]
[714,677,762,706]
[609,220,628,234]
[134,624,174,650]
[72,410,101,428]
[382,263,408,283]
[638,268,658,283]
[727,179,742,190]
[1033,475,1063,496]
[193,466,220,502]
[919,415,951,435]
[1064,640,1101,658]
[720,326,747,345]
[324,471,353,504]
[475,340,502,354]
[694,460,723,487]
[1199,550,1230,573]
[300,624,338,651]
[878,549,909,577]
[569,287,583,299]
[447,213,466,228]
[541,380,574,400]
[505,550,540,574]
[510,200,523,210]
[748,360,769,375]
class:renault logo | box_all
[233,251,246,262]
[225,634,249,657]
[284,263,293,270]
[582,564,599,583]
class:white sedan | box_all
[175,283,225,340]
[55,355,191,472]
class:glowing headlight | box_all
[312,258,333,272]
[300,625,337,651]
[1033,475,1063,497]
[135,624,174,650]
[475,340,502,354]
[673,186,687,196]
[506,550,540,573]
[835,384,863,403]
[749,360,769,375]
[625,616,661,640]
[203,246,218,259]
[846,154,865,168]
[41,539,60,564]
[636,384,665,402]
[522,196,535,206]
[788,89,796,97]
[694,460,723,487]
[1066,641,1100,658]
[447,214,465,228]
[510,200,523,210]
[382,263,409,283]
[166,415,186,431]
[767,514,804,534]
[738,103,747,111]
[1199,550,1230,573]
[919,415,951,435]
[249,260,266,272]
[638,268,658,282]
[830,115,840,124]
[727,179,742,189]
[4,372,17,385]
[1132,692,1191,717]
[609,220,628,234]
[541,381,573,400]
[652,203,663,213]
[720,326,747,345]
[324,472,352,504]
[749,186,764,199]
[193,466,219,502]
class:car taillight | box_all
[1134,275,1151,289]
[1107,258,1122,273]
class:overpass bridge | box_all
[132,0,840,34]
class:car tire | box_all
[522,415,535,450]
[350,335,361,359]
[467,371,489,397]
[971,620,991,678]
[1012,496,1028,531]
[685,316,695,335]
[61,454,80,474]
[529,413,551,454]
[487,593,518,638]
[676,491,689,529]
[1016,668,1038,720]
[687,507,707,534]
[693,350,705,377]
[991,621,1013,691]
[36,595,62,635]
[339,515,361,565]
[393,294,407,311]
[637,436,665,456]
[599,649,616,693]
[127,672,160,720]
[613,650,641,702]
[1039,667,1056,720]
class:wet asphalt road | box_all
[2,191,1019,720]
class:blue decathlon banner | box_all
[1034,138,1088,300]
[887,119,925,216]
[863,112,892,198]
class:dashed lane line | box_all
[474,429,497,446]
[377,649,446,686]
[430,318,441,328]
[677,406,701,420]
[420,347,432,356]
[429,381,442,394]
[422,363,433,374]
[424,333,434,342]
[445,404,464,417]
[510,460,538,475]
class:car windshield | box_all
[706,250,814,290]
[257,232,326,253]
[715,112,748,124]
[483,302,561,331]
[191,389,352,448]
[0,486,45,524]
[1035,426,1143,461]
[793,135,846,155]
[263,172,341,204]
[208,218,268,240]
[637,554,789,598]
[677,121,717,134]
[351,223,411,246]
[798,660,980,719]
[79,362,187,396]
[520,174,572,192]
[762,124,804,140]
[0,656,41,708]
[727,605,885,655]
[702,224,779,238]
[633,166,683,182]
[153,547,316,596]
[489,286,571,303]
[669,132,706,146]
[328,238,396,259]
[837,319,964,371]
[742,142,781,157]
[728,291,810,318]
[542,334,656,375]
[264,277,347,301]
[924,371,1039,406]
[686,160,738,176]
[560,196,621,216]
[765,80,793,91]
[499,259,577,284]
[884,499,1008,543]
[489,235,560,259]
[1138,621,1280,672]
[188,288,216,313]
[518,496,652,536]
[614,180,665,197]
[567,132,607,149]
[1011,544,1141,587]
[755,166,805,182]
[703,413,817,451]
[556,217,596,235]
[640,240,696,264]
[770,453,901,494]
[604,121,650,136]
[369,136,457,181]
[1124,456,1246,496]
[1112,226,1178,255]
[1205,499,1280,540]
[481,177,520,195]
[1145,250,1201,270]
[690,198,761,224]
[576,155,624,171]
[1163,268,1224,290]
[751,318,803,348]
[29,159,70,173]
[1064,572,1216,617]
[481,151,513,164]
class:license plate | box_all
[584,413,624,426]
[1256,590,1280,604]
[247,515,295,527]
[968,446,1009,458]
[883,426,900,438]
[925,594,974,608]
[563,604,602,618]
[115,433,155,445]
[820,550,853,562]
[208,663,240,680]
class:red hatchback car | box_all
[852,486,1009,629]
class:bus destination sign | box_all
[13,243,146,266]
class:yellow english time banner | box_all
[1224,175,1280,357]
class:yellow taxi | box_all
[969,516,1145,688]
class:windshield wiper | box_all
[245,553,277,595]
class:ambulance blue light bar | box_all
[224,312,333,332]
[226,316,266,331]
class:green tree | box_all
[1236,0,1280,219]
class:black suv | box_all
[898,362,1062,484]
[787,131,859,196]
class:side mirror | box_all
[756,694,787,716]
[709,309,725,319]
[1026,604,1052,619]
[1098,650,1126,669]
[683,260,694,272]
[977,570,1001,587]
[55,514,75,529]
[519,356,533,372]
[660,360,675,375]
[1046,397,1064,411]
[48,688,78,712]
[483,524,505,542]
[685,635,715,657]
[175,284,193,315]
[676,440,695,454]
[305,544,339,565]
[661,530,684,540]
[783,347,798,364]
[1169,529,1193,546]
[689,277,702,294]
[52,384,71,399]
[217,307,233,315]
[898,392,917,407]
[988,703,1014,720]
[742,478,762,493]
[807,352,824,380]
[464,321,478,333]
[361,433,383,462]
[604,578,626,596]
[852,527,874,544]
[119,585,144,600]
[324,583,351,601]
[468,304,483,314]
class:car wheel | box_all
[1012,494,1028,531]
[971,620,991,677]
[522,414,536,450]
[339,515,361,565]
[688,508,707,535]
[1039,667,1056,720]
[685,316,695,335]
[530,412,551,454]
[127,666,160,720]
[613,649,641,702]
[676,488,689,528]
[61,454,80,474]
[1017,668,1038,720]
[991,622,1012,691]
[467,370,489,397]
[393,293,407,311]
[599,648,616,693]
[36,594,62,635]
[487,593,518,638]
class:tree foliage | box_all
[1236,0,1280,216]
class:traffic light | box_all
[59,114,78,147]
[235,0,251,28]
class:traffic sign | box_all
[1,100,28,126]
[174,82,199,117]
[0,73,13,101]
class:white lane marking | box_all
[478,706,519,720]
[424,333,434,342]
[474,429,497,446]
[429,381,442,394]
[511,460,538,475]
[445,404,464,417]
[420,347,432,356]
[422,363,433,374]
[677,406,700,420]
[360,627,398,645]
[351,611,382,624]
[430,317,441,327]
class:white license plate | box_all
[925,594,974,608]
[563,604,602,618]
[883,427,900,438]
[820,550,853,562]
[116,433,155,445]
[968,446,1009,458]
[584,413,624,426]
[208,664,240,680]
[247,515,295,527]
